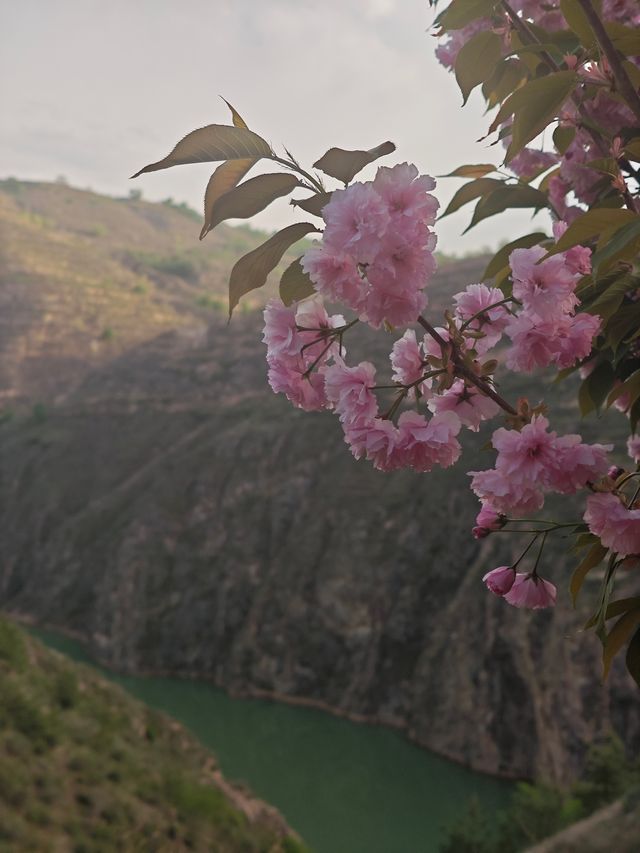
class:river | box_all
[33,627,511,853]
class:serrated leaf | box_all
[570,542,608,606]
[200,160,255,239]
[313,141,395,184]
[291,192,333,218]
[220,98,249,130]
[626,628,640,688]
[505,72,579,161]
[280,257,316,306]
[228,223,318,317]
[585,276,634,322]
[455,31,503,104]
[483,232,549,280]
[443,164,497,179]
[438,0,498,30]
[440,178,503,218]
[603,607,640,680]
[203,173,299,234]
[131,124,273,178]
[464,185,547,232]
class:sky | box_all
[0,0,549,254]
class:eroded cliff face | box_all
[1,182,637,785]
[1,312,637,784]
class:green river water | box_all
[33,628,511,853]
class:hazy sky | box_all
[1,0,549,253]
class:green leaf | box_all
[584,596,640,629]
[200,160,255,239]
[591,218,640,277]
[455,31,503,104]
[489,71,577,136]
[313,141,395,184]
[228,223,318,317]
[438,0,498,30]
[559,0,597,47]
[607,369,640,410]
[440,178,503,218]
[482,58,528,109]
[605,302,640,351]
[605,22,640,57]
[505,72,579,161]
[131,125,273,178]
[483,232,548,280]
[291,192,333,218]
[580,360,615,415]
[570,542,608,606]
[626,628,640,688]
[585,276,634,322]
[280,257,316,306]
[201,173,299,233]
[549,208,637,255]
[603,607,640,680]
[464,185,548,232]
[442,164,497,179]
[553,124,576,155]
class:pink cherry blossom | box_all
[322,182,390,264]
[628,435,640,464]
[397,410,462,471]
[476,504,504,531]
[373,163,438,227]
[504,311,600,372]
[301,247,362,307]
[504,574,557,609]
[428,379,500,431]
[483,566,516,596]
[390,330,430,397]
[553,221,592,276]
[584,492,640,557]
[262,300,299,358]
[324,360,378,424]
[267,359,328,412]
[491,416,559,485]
[469,467,545,516]
[453,283,510,354]
[508,148,558,180]
[509,246,578,320]
[547,434,612,493]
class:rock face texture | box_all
[1,181,638,785]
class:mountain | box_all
[0,180,637,786]
[0,616,306,852]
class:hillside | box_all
[0,181,637,786]
[0,616,306,852]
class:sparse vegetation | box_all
[0,618,308,852]
[440,736,640,852]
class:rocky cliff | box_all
[1,181,637,785]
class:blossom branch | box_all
[417,315,518,416]
[574,0,640,125]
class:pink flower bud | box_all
[608,466,625,481]
[482,566,516,597]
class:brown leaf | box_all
[291,192,333,218]
[131,125,272,178]
[200,160,255,239]
[280,257,316,306]
[203,173,299,236]
[313,141,395,184]
[228,223,318,317]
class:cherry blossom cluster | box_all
[435,1,640,222]
[302,163,438,329]
[470,415,612,519]
[502,224,601,372]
